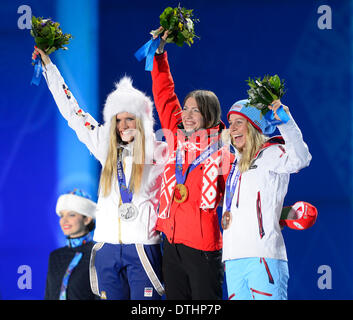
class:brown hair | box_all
[183,90,221,129]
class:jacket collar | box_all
[253,135,285,160]
[66,231,93,248]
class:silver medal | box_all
[119,203,139,222]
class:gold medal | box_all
[173,184,189,203]
[221,211,232,230]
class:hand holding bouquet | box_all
[30,16,72,85]
[246,74,286,116]
[246,74,289,125]
[30,16,72,63]
[151,4,199,47]
[135,4,199,71]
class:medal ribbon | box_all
[175,141,222,185]
[117,150,133,204]
[225,159,241,212]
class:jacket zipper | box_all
[118,200,122,244]
[256,191,265,239]
[118,152,125,244]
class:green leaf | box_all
[157,6,199,47]
[245,74,286,111]
[46,47,57,55]
[34,37,47,44]
[30,15,72,55]
[269,74,280,90]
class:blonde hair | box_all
[99,116,145,197]
[234,122,266,173]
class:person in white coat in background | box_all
[33,47,168,300]
[221,99,311,300]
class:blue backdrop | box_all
[0,0,351,300]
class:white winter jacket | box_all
[43,63,168,245]
[222,115,312,262]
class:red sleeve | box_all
[151,52,183,134]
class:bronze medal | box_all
[173,184,189,203]
[221,211,232,230]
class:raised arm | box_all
[150,30,182,134]
[266,100,312,174]
[32,47,107,164]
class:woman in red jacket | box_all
[150,31,232,299]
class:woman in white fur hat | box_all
[45,189,97,300]
[33,47,168,300]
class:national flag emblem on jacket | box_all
[144,287,153,297]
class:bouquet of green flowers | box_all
[150,4,199,47]
[246,74,286,116]
[30,16,73,57]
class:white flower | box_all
[186,18,193,31]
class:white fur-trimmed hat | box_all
[103,76,154,124]
[56,189,96,219]
[102,76,156,162]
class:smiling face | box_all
[116,112,137,143]
[59,210,91,238]
[228,113,248,152]
[182,97,205,132]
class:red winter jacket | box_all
[151,52,232,251]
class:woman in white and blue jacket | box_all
[222,99,311,300]
[33,47,168,300]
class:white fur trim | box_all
[56,194,96,218]
[102,75,156,163]
[103,76,154,125]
